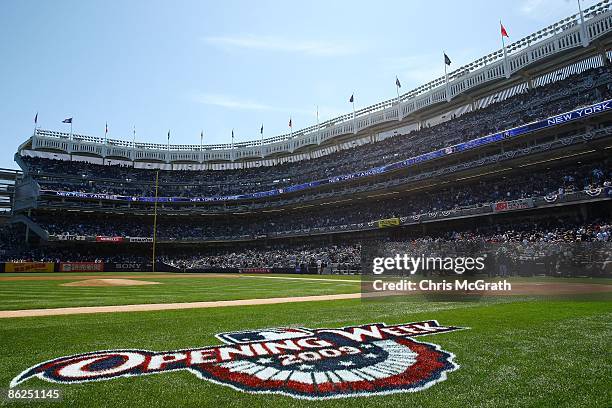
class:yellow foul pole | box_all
[152,170,159,272]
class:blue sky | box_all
[0,0,600,169]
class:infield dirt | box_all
[60,278,161,287]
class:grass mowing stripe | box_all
[0,296,609,407]
[239,275,362,283]
[0,277,361,310]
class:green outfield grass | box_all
[0,273,609,311]
[0,272,361,279]
[0,275,610,407]
[0,274,361,310]
[0,294,610,407]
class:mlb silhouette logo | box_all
[217,327,313,344]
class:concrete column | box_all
[601,50,611,66]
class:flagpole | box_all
[132,126,136,167]
[316,105,320,145]
[444,61,447,80]
[395,78,401,104]
[444,53,448,82]
[260,125,264,158]
[151,170,159,273]
[500,20,510,78]
[103,122,107,166]
[501,33,508,77]
[396,78,404,121]
[443,53,451,102]
[351,96,356,134]
[199,130,204,165]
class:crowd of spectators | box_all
[161,245,361,271]
[377,219,612,277]
[23,65,612,198]
[0,224,25,257]
[32,162,611,240]
[5,66,611,276]
[2,219,610,278]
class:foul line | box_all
[0,293,362,319]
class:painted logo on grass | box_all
[11,320,464,400]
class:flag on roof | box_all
[349,94,354,103]
[444,53,451,66]
[500,22,509,38]
[396,77,401,88]
[62,118,72,123]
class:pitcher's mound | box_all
[61,279,161,287]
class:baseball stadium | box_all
[0,1,611,407]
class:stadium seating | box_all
[2,218,610,277]
[23,66,612,199]
[7,52,612,271]
[25,162,610,240]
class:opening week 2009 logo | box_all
[11,320,465,400]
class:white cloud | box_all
[192,92,329,115]
[203,35,358,57]
[519,0,549,15]
[191,92,350,131]
[192,93,278,111]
